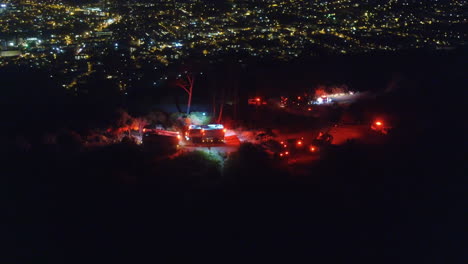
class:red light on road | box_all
[280,153,284,157]
[375,121,383,126]
[297,141,303,145]
[280,141,284,144]
[143,128,146,132]
[256,97,261,102]
[285,151,289,155]
[308,108,312,111]
[297,96,301,100]
[177,135,181,139]
[283,144,287,148]
[223,129,227,133]
[310,146,316,152]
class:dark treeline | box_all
[3,49,465,135]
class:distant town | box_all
[0,0,466,93]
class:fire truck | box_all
[314,96,332,105]
[142,129,181,153]
[248,97,267,106]
[185,124,226,144]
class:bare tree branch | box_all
[175,72,196,115]
[176,83,190,94]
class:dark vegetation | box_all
[3,51,466,263]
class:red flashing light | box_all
[283,144,287,148]
[280,153,284,157]
[310,146,316,152]
[256,97,261,102]
[285,151,289,155]
[297,141,303,145]
[297,96,301,100]
[280,141,284,144]
[375,121,383,126]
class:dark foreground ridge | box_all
[3,53,466,263]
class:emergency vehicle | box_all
[186,124,226,144]
[143,129,181,153]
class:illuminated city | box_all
[1,0,465,94]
